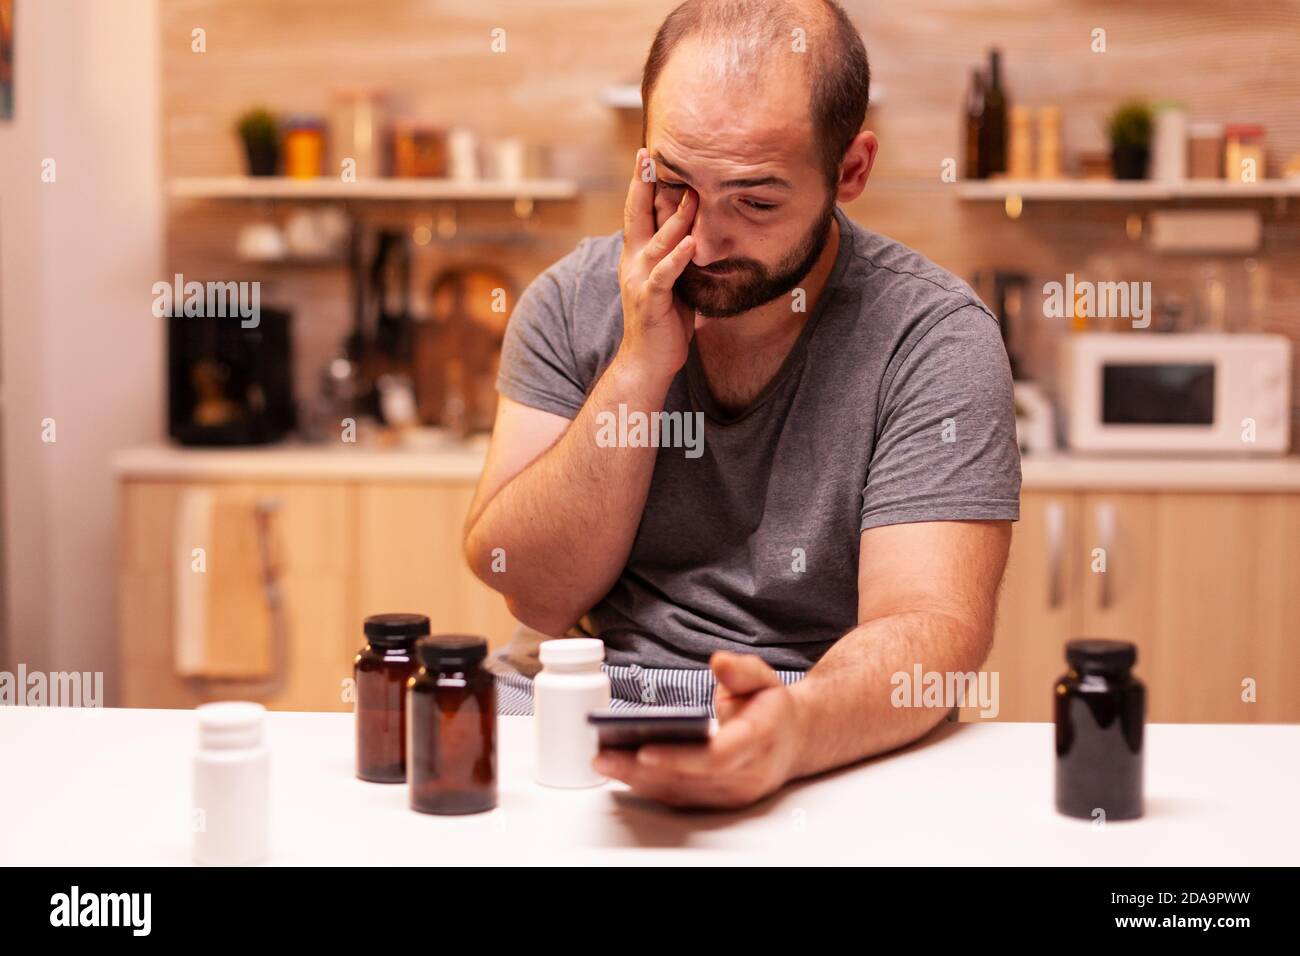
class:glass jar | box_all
[354,613,427,783]
[1223,124,1265,184]
[1186,122,1224,179]
[408,634,496,815]
[1054,639,1145,821]
[329,90,382,180]
[1150,101,1187,182]
[283,115,325,179]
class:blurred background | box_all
[1,0,1298,721]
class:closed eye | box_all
[659,180,777,213]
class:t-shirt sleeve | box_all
[495,243,590,419]
[860,303,1022,531]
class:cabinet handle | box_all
[1045,500,1066,609]
[1096,502,1116,611]
[252,497,289,694]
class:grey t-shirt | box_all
[496,205,1021,670]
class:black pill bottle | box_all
[1054,639,1145,821]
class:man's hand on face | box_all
[591,651,803,810]
[616,147,699,386]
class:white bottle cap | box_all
[197,701,265,749]
[538,638,604,668]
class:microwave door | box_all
[1101,362,1217,427]
[1090,359,1221,452]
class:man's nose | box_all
[687,207,726,267]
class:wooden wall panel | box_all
[161,0,1300,439]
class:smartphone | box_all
[587,707,711,750]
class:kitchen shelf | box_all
[168,176,579,202]
[957,178,1300,201]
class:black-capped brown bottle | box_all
[407,634,496,815]
[979,48,1008,178]
[354,613,427,783]
[1054,639,1145,821]
[963,67,985,180]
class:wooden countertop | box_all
[113,436,491,482]
[114,442,1300,491]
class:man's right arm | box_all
[462,358,671,635]
[463,148,700,635]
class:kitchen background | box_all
[2,0,1298,721]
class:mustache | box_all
[684,260,761,278]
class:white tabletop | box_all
[3,707,1296,865]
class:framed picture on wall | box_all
[1,0,12,120]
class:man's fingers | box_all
[595,749,693,805]
[645,232,694,295]
[595,746,758,809]
[711,650,782,697]
[640,187,696,265]
[623,148,656,249]
[635,719,755,775]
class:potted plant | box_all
[1108,101,1153,180]
[236,108,279,176]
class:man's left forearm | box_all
[786,610,993,780]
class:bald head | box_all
[640,0,870,189]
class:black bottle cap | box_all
[1066,639,1137,673]
[363,613,430,647]
[416,634,488,669]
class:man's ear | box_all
[835,130,878,204]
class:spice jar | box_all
[408,634,496,815]
[1187,122,1224,179]
[283,115,325,179]
[355,613,427,782]
[1035,106,1062,180]
[1007,105,1035,179]
[1224,124,1265,184]
[1054,639,1145,821]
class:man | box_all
[463,0,1021,808]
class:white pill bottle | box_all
[534,638,610,788]
[193,701,270,865]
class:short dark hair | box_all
[640,0,870,191]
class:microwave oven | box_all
[1058,333,1292,454]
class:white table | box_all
[3,707,1296,865]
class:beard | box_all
[672,196,836,318]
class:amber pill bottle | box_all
[354,613,427,783]
[1054,639,1145,821]
[408,634,497,815]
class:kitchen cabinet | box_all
[354,483,519,641]
[119,481,354,711]
[118,449,1300,721]
[118,477,516,712]
[976,492,1082,722]
[973,489,1300,723]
